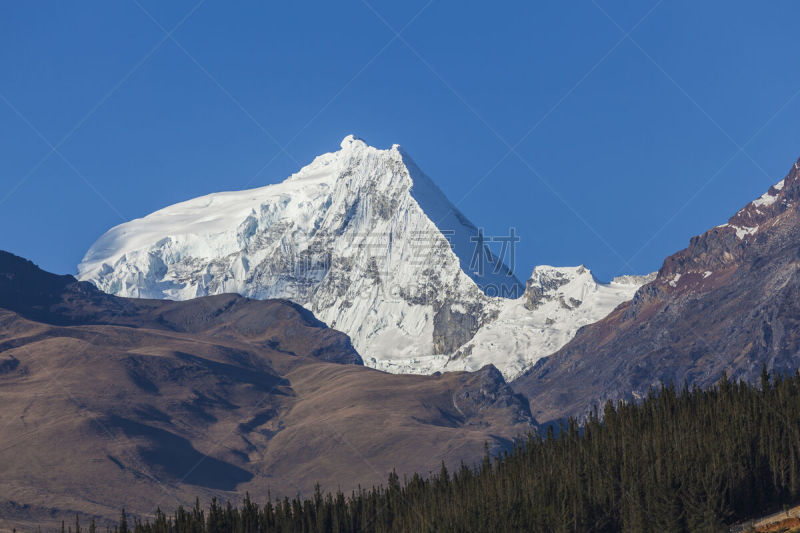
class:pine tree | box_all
[118,509,128,533]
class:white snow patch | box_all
[732,225,758,239]
[716,223,758,239]
[752,191,777,208]
[450,303,468,314]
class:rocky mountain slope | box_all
[0,251,534,530]
[77,136,646,378]
[514,158,800,423]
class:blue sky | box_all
[2,1,800,282]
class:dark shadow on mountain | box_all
[105,415,252,490]
[173,351,289,393]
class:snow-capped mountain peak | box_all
[78,136,649,379]
[79,136,523,370]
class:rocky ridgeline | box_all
[515,158,800,422]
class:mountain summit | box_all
[79,137,525,369]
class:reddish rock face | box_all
[514,159,800,423]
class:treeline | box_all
[105,368,800,532]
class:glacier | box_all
[370,266,653,379]
[78,135,650,378]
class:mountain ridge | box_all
[514,157,800,422]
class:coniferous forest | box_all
[100,368,800,533]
